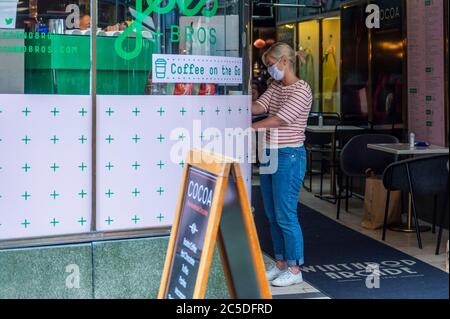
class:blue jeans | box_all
[260,147,307,267]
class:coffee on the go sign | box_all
[152,54,243,85]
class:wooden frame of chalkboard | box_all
[158,149,271,299]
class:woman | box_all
[252,43,313,287]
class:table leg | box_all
[314,133,337,204]
[389,193,431,233]
[330,133,337,197]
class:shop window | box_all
[0,0,252,245]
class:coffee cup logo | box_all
[154,58,168,79]
[115,0,218,60]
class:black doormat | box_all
[252,187,449,299]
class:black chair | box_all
[304,112,340,193]
[320,121,374,203]
[336,134,399,219]
[382,155,449,250]
[436,161,449,254]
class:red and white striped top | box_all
[256,80,313,147]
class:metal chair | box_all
[336,134,399,219]
[304,112,340,193]
[382,155,449,250]
[320,121,374,204]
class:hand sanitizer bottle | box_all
[318,114,324,127]
[409,132,416,149]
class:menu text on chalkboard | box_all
[165,166,217,299]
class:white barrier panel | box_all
[0,95,251,239]
[96,95,252,231]
[0,95,92,240]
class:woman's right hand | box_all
[252,102,267,116]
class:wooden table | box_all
[367,143,449,233]
[306,125,365,203]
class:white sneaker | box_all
[266,266,285,282]
[271,269,303,287]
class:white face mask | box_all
[268,59,285,81]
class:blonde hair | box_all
[262,42,297,70]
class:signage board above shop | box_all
[152,54,243,85]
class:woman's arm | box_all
[252,82,274,115]
[252,116,286,130]
[252,101,267,116]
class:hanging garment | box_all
[300,48,315,94]
[323,46,338,112]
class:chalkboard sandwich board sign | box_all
[158,149,271,299]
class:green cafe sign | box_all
[115,0,219,60]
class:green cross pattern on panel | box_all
[105,135,114,144]
[22,136,31,144]
[132,108,141,116]
[157,134,165,143]
[132,134,141,143]
[3,98,250,234]
[50,163,60,172]
[50,191,60,200]
[50,107,60,117]
[22,163,31,172]
[79,108,88,117]
[79,162,88,171]
[21,191,31,200]
[21,219,31,228]
[105,189,114,198]
[79,135,87,144]
[50,218,59,227]
[132,161,140,170]
[132,215,140,224]
[106,108,115,116]
[78,190,87,199]
[132,188,140,197]
[22,107,31,116]
[157,107,165,116]
[51,135,60,144]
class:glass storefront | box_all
[0,0,252,246]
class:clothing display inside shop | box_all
[299,47,315,95]
[322,43,338,112]
[298,20,320,112]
